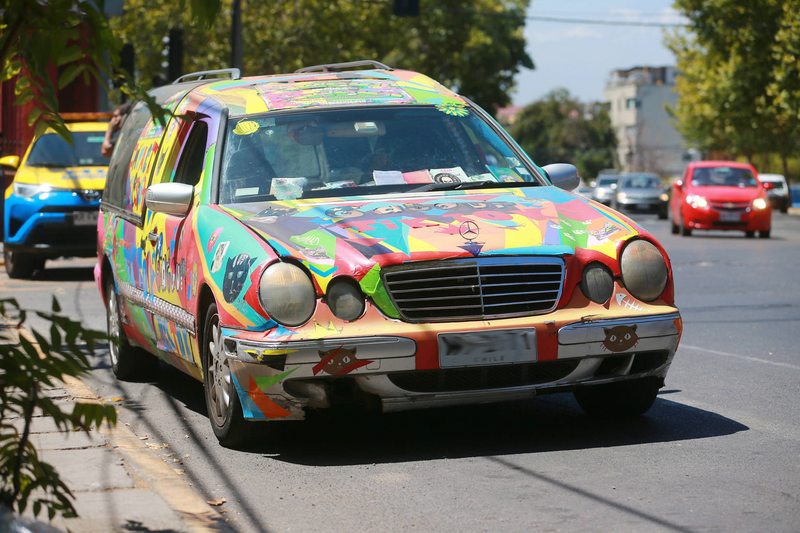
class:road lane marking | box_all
[681,343,800,371]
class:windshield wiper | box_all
[410,180,539,193]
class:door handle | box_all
[147,231,159,245]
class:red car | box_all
[670,161,772,238]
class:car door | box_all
[137,111,214,369]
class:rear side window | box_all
[103,103,153,209]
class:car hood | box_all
[14,164,107,190]
[222,187,640,282]
[689,186,761,202]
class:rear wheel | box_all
[758,230,771,239]
[574,377,661,417]
[203,303,248,447]
[105,278,158,380]
[3,248,43,279]
[745,231,755,238]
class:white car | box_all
[759,173,790,213]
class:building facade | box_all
[604,66,686,177]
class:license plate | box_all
[636,203,649,210]
[72,211,98,226]
[438,329,536,368]
[719,211,741,222]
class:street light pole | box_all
[231,0,242,71]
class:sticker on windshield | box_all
[233,120,260,136]
[431,167,468,183]
[86,136,104,143]
[373,170,405,185]
[402,170,433,184]
[463,172,498,183]
[487,165,524,182]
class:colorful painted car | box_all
[96,63,682,446]
[670,160,772,238]
[3,120,110,278]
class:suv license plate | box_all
[73,211,98,226]
[438,329,536,368]
[719,211,741,222]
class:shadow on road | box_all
[133,361,749,467]
[32,265,94,282]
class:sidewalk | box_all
[2,326,233,533]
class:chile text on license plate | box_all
[438,329,537,368]
[73,211,98,226]
[719,211,741,222]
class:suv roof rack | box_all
[295,60,392,74]
[172,68,241,84]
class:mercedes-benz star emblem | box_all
[459,220,480,241]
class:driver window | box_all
[174,122,208,187]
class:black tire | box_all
[670,218,679,234]
[3,247,43,279]
[680,217,692,236]
[759,230,771,239]
[780,207,788,214]
[658,209,668,220]
[574,377,661,417]
[202,303,248,447]
[745,231,755,238]
[105,278,158,381]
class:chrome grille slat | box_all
[383,257,565,322]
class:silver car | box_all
[614,173,669,219]
[591,174,619,205]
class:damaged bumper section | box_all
[224,312,681,421]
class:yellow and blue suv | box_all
[2,118,110,278]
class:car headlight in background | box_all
[685,194,708,208]
[752,198,768,210]
[581,262,614,304]
[326,277,366,321]
[616,192,628,202]
[12,182,52,198]
[659,193,669,202]
[620,240,668,302]
[258,262,316,326]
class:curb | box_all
[15,328,233,533]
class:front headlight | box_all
[12,182,52,198]
[686,194,708,208]
[326,277,365,321]
[620,240,668,302]
[659,193,669,202]
[617,192,628,202]
[752,198,768,210]
[258,262,316,326]
[581,262,614,304]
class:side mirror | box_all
[674,179,684,190]
[0,155,20,169]
[145,182,194,217]
[542,163,580,191]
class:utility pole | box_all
[231,0,243,71]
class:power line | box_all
[526,15,690,28]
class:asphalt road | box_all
[3,212,799,532]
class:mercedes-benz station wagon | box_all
[97,62,682,446]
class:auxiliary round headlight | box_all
[620,240,668,302]
[326,277,365,321]
[581,262,614,304]
[258,263,316,326]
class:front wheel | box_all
[574,377,661,417]
[680,217,692,236]
[3,248,44,279]
[758,230,771,239]
[745,231,755,238]
[105,278,158,381]
[203,303,248,447]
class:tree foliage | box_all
[510,89,617,180]
[0,297,116,520]
[667,0,800,175]
[110,0,533,114]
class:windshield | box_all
[26,132,109,167]
[597,177,618,187]
[219,106,540,202]
[621,175,661,189]
[692,167,757,187]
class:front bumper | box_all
[223,312,682,421]
[4,191,100,257]
[684,205,771,231]
[617,198,667,213]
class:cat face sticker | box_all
[312,347,372,376]
[223,253,254,302]
[602,325,639,352]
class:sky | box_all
[511,0,687,105]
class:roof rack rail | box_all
[295,60,392,74]
[172,68,241,84]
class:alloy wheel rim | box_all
[207,318,232,426]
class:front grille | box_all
[383,257,564,322]
[387,360,579,393]
[709,201,749,211]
